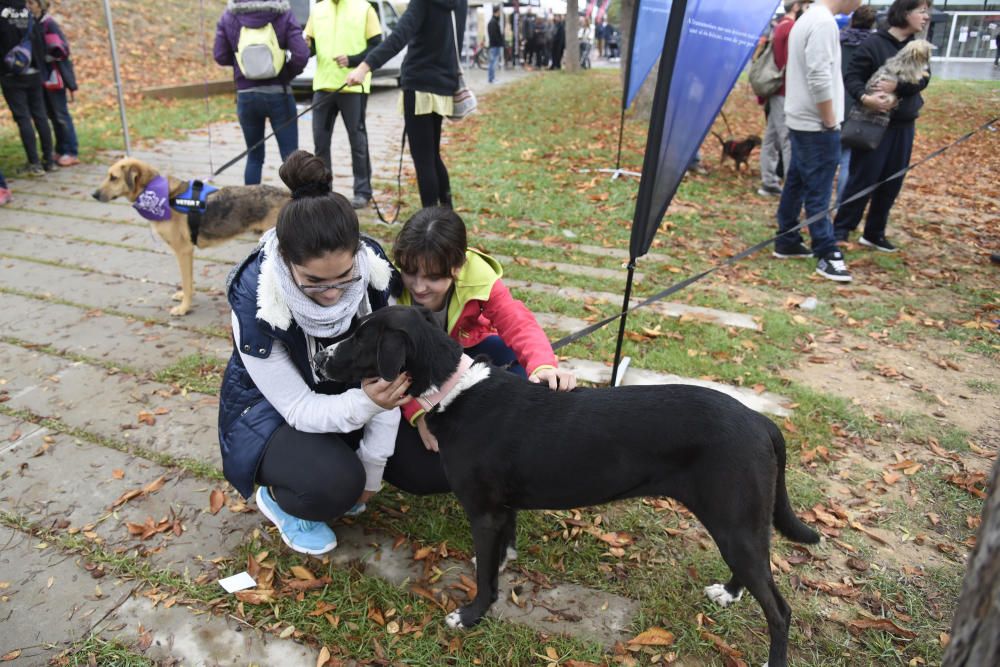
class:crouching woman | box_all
[218,150,411,555]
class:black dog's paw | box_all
[445,606,483,629]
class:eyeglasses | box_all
[298,274,362,293]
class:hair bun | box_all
[279,150,333,198]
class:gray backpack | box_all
[748,39,784,98]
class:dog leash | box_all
[551,115,1000,352]
[207,82,406,225]
[208,83,347,179]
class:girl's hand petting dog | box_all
[363,374,412,410]
[416,415,439,452]
[530,367,577,392]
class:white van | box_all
[288,0,406,90]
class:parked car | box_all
[288,0,405,91]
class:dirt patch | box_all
[784,330,1000,439]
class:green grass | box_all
[0,94,234,174]
[155,354,227,395]
[53,636,156,667]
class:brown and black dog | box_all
[92,158,288,315]
[712,132,762,172]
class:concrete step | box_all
[0,524,320,665]
[0,254,232,332]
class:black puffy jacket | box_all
[364,0,467,96]
[843,29,930,125]
[0,0,46,79]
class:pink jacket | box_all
[398,249,557,424]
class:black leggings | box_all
[402,90,450,207]
[257,421,450,522]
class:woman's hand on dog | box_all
[862,91,896,114]
[530,367,577,392]
[362,374,412,410]
[415,415,439,452]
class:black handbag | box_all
[841,105,889,152]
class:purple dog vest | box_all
[132,175,172,221]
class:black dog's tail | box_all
[768,421,820,544]
[711,131,726,146]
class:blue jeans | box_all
[835,146,851,208]
[0,169,7,189]
[43,87,78,157]
[488,46,502,82]
[776,129,840,258]
[236,91,299,185]
[466,335,527,378]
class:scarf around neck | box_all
[256,228,392,338]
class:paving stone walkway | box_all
[0,67,787,663]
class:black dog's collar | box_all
[415,354,475,414]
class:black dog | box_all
[316,306,819,667]
[712,131,762,171]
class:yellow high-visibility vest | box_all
[308,0,375,93]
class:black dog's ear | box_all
[376,329,408,381]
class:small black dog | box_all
[316,306,819,667]
[712,131,763,171]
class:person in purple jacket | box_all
[214,0,309,185]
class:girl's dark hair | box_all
[276,150,359,265]
[887,0,929,29]
[393,207,467,278]
[850,5,877,30]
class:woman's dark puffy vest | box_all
[218,238,398,498]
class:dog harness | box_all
[170,179,218,246]
[132,175,173,222]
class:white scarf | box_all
[256,229,393,338]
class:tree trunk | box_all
[565,0,580,73]
[942,459,1000,666]
[617,0,656,119]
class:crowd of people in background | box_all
[0,0,80,205]
[492,9,619,77]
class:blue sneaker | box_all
[255,487,337,555]
[344,502,366,517]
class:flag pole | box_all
[610,0,689,386]
[101,0,131,155]
[609,0,646,178]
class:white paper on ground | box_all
[219,571,256,593]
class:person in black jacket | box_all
[549,14,565,70]
[487,6,503,83]
[27,0,78,167]
[345,0,467,209]
[833,0,930,252]
[834,4,875,207]
[0,0,54,175]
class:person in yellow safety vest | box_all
[305,0,382,209]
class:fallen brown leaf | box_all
[628,627,675,646]
[209,488,225,515]
[847,618,917,639]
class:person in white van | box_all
[305,0,382,209]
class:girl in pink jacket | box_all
[393,206,576,450]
